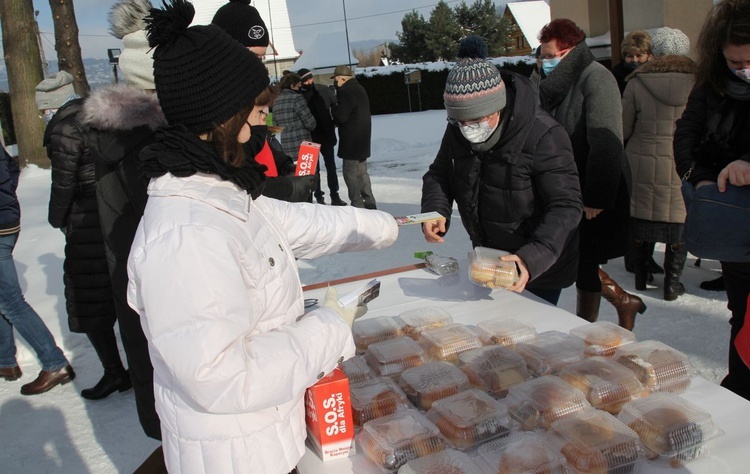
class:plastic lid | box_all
[418,324,483,363]
[351,377,412,427]
[364,337,426,379]
[353,316,405,352]
[615,340,693,394]
[340,355,376,385]
[475,318,537,348]
[618,392,724,466]
[398,361,471,411]
[506,375,591,431]
[559,356,646,414]
[475,432,568,474]
[570,321,636,357]
[515,331,586,376]
[425,389,511,451]
[468,247,519,289]
[395,307,453,340]
[358,409,447,472]
[548,408,640,474]
[398,449,483,474]
[457,345,530,398]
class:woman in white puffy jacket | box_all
[127,2,398,472]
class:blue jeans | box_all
[0,233,68,371]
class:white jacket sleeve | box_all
[258,197,399,260]
[128,225,354,415]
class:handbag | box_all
[734,293,750,369]
[681,176,750,262]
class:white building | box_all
[190,0,299,77]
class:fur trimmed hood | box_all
[626,55,696,80]
[108,0,152,39]
[81,84,165,131]
[626,56,696,108]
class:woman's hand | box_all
[583,206,603,220]
[718,160,750,191]
[422,219,446,243]
[499,254,530,293]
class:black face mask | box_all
[245,123,267,159]
[300,85,309,92]
[622,61,638,73]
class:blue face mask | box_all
[542,57,562,76]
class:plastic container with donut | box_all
[547,407,641,474]
[614,340,693,394]
[467,246,520,289]
[357,409,447,472]
[394,307,454,341]
[569,320,636,357]
[353,316,405,353]
[417,323,483,363]
[340,355,377,385]
[618,392,724,468]
[398,361,471,411]
[515,330,586,376]
[457,345,530,399]
[397,448,483,474]
[558,356,647,414]
[350,376,413,428]
[505,375,591,431]
[364,336,426,380]
[474,318,537,348]
[475,431,569,474]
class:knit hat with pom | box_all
[444,35,506,120]
[145,0,269,133]
[109,0,155,90]
[649,27,690,57]
[35,71,76,110]
[211,0,269,49]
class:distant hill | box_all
[0,58,118,93]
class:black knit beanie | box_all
[211,0,269,48]
[145,0,269,133]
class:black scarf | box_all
[538,41,596,113]
[140,125,266,198]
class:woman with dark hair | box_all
[273,72,316,160]
[128,1,398,472]
[674,0,750,401]
[537,18,646,330]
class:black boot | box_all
[576,289,601,322]
[700,275,725,291]
[646,241,664,274]
[83,329,131,400]
[664,243,688,301]
[632,241,651,291]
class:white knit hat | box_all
[120,29,155,90]
[35,71,76,110]
[650,27,690,57]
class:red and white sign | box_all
[295,141,321,176]
[305,367,355,461]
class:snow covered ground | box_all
[0,109,732,472]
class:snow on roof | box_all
[356,55,535,78]
[506,1,551,50]
[292,32,359,72]
[189,0,299,61]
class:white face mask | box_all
[459,120,497,143]
[731,66,750,83]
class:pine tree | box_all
[425,1,462,61]
[48,0,90,96]
[390,11,429,64]
[455,0,512,57]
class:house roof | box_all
[292,32,359,73]
[506,1,551,50]
[189,0,299,61]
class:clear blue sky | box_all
[26,0,514,59]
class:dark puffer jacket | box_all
[333,77,371,161]
[0,147,20,236]
[421,72,582,289]
[79,84,165,440]
[44,99,115,333]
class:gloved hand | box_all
[288,175,317,203]
[323,286,367,328]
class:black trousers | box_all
[720,261,750,401]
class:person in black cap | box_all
[211,0,269,58]
[298,68,345,205]
[128,1,398,472]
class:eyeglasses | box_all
[540,48,570,60]
[446,114,492,129]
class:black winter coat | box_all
[333,78,371,161]
[422,72,582,289]
[674,77,750,184]
[302,84,337,147]
[44,99,115,333]
[0,147,20,235]
[79,85,165,440]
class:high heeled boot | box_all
[82,329,132,400]
[664,243,688,301]
[632,241,652,291]
[576,289,602,322]
[598,268,647,331]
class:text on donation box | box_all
[305,367,355,461]
[295,141,321,176]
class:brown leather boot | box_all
[576,289,601,322]
[20,365,76,395]
[0,365,22,381]
[599,268,646,331]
